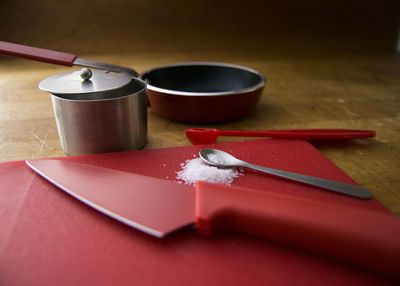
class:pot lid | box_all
[38,68,132,94]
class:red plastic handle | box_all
[0,40,77,66]
[195,181,400,278]
[218,129,376,139]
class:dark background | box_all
[0,0,399,55]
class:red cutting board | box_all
[0,139,397,285]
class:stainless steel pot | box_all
[39,68,147,156]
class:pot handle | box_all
[0,40,77,66]
[0,41,139,77]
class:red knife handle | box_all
[195,181,400,278]
[0,40,77,66]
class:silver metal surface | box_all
[80,68,93,81]
[39,68,147,156]
[74,57,138,77]
[39,69,133,95]
[40,71,148,156]
[51,83,147,155]
[199,149,372,199]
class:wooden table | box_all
[1,49,399,215]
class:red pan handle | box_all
[0,40,77,66]
[195,181,400,278]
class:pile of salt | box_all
[176,157,242,186]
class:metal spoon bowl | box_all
[199,148,372,199]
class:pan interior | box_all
[141,64,263,93]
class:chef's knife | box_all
[26,159,400,278]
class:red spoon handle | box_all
[0,40,77,66]
[195,181,400,278]
[218,129,376,139]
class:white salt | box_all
[206,153,225,165]
[176,157,242,186]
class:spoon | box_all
[186,128,376,145]
[199,148,372,199]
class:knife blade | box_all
[26,159,400,278]
[26,159,195,237]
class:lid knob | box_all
[80,68,93,81]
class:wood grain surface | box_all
[0,0,399,215]
[1,50,399,215]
